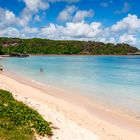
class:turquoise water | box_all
[1,56,140,117]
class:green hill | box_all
[0,37,139,55]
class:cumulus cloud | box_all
[57,5,77,22]
[21,0,49,12]
[111,14,140,33]
[0,27,20,37]
[21,27,39,38]
[40,23,59,39]
[73,10,94,22]
[22,27,38,34]
[20,0,79,25]
[0,8,17,28]
[39,21,102,40]
[18,8,33,26]
[57,6,94,22]
[34,21,102,40]
[18,0,49,26]
[0,9,140,48]
[119,34,137,44]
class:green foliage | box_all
[0,46,4,55]
[0,37,139,55]
[0,89,52,140]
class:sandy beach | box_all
[0,73,140,140]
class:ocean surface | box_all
[1,56,140,118]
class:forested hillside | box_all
[0,37,139,55]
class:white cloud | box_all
[63,21,98,38]
[40,23,58,38]
[115,2,130,14]
[22,0,49,12]
[57,6,94,22]
[39,14,140,47]
[111,14,140,33]
[0,9,140,48]
[34,15,41,22]
[73,10,94,22]
[18,8,33,26]
[119,34,137,44]
[20,27,39,38]
[21,0,79,17]
[18,0,49,26]
[0,8,17,28]
[57,5,77,22]
[40,21,102,40]
[22,27,38,34]
[19,0,79,26]
[5,10,16,22]
[0,27,20,37]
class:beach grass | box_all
[0,89,52,140]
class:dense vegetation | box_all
[0,89,52,140]
[0,37,139,55]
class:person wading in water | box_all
[40,68,43,73]
[0,64,3,72]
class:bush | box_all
[0,89,52,140]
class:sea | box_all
[1,55,140,119]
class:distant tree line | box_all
[0,37,139,55]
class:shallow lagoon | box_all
[1,56,140,118]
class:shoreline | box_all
[3,71,140,124]
[17,54,140,56]
[0,73,140,139]
[1,54,140,57]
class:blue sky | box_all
[0,0,140,47]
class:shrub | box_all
[0,89,52,140]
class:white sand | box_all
[0,81,99,140]
[0,73,140,140]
